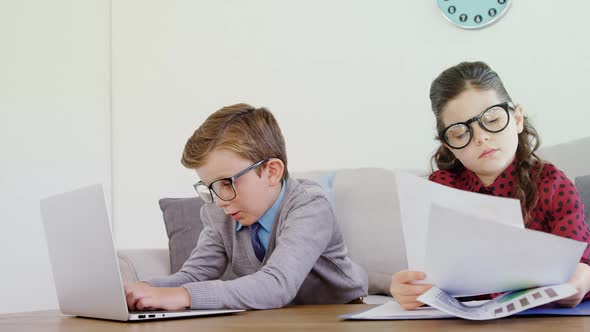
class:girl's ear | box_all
[513,105,525,134]
[264,158,285,186]
[442,142,457,157]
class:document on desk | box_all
[417,284,576,320]
[424,204,586,297]
[396,172,524,279]
[340,300,459,320]
[341,284,579,321]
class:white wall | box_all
[112,0,590,249]
[0,1,111,314]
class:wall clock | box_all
[437,0,511,29]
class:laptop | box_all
[40,184,243,321]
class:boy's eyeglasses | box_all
[439,102,514,150]
[193,159,269,203]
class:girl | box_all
[390,61,590,310]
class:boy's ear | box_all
[513,105,525,134]
[264,158,285,186]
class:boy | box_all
[125,103,368,310]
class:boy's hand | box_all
[390,270,433,310]
[124,282,191,311]
[556,263,590,308]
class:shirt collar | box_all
[464,157,518,196]
[236,179,286,232]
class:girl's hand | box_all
[556,263,590,308]
[390,270,433,310]
[124,282,191,311]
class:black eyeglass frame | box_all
[439,102,514,150]
[193,158,270,203]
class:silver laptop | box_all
[40,184,243,321]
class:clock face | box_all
[437,0,511,29]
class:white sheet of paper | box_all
[342,300,453,320]
[341,300,487,320]
[424,203,586,296]
[396,171,524,277]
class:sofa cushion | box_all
[117,248,171,283]
[292,170,336,203]
[159,197,206,273]
[332,168,408,296]
[575,175,590,225]
[538,136,590,180]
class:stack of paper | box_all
[342,284,589,320]
[418,284,576,320]
[396,171,524,279]
[425,204,585,297]
[341,172,589,320]
[396,171,585,296]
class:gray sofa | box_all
[117,136,590,304]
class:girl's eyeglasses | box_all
[440,102,514,150]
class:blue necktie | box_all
[248,222,266,262]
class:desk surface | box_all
[1,305,589,332]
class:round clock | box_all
[436,0,511,29]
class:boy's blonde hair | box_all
[182,103,289,180]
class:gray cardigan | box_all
[146,178,368,309]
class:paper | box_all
[518,299,590,316]
[341,300,456,320]
[425,204,586,296]
[418,284,576,320]
[342,284,581,321]
[396,172,524,277]
[341,300,485,320]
